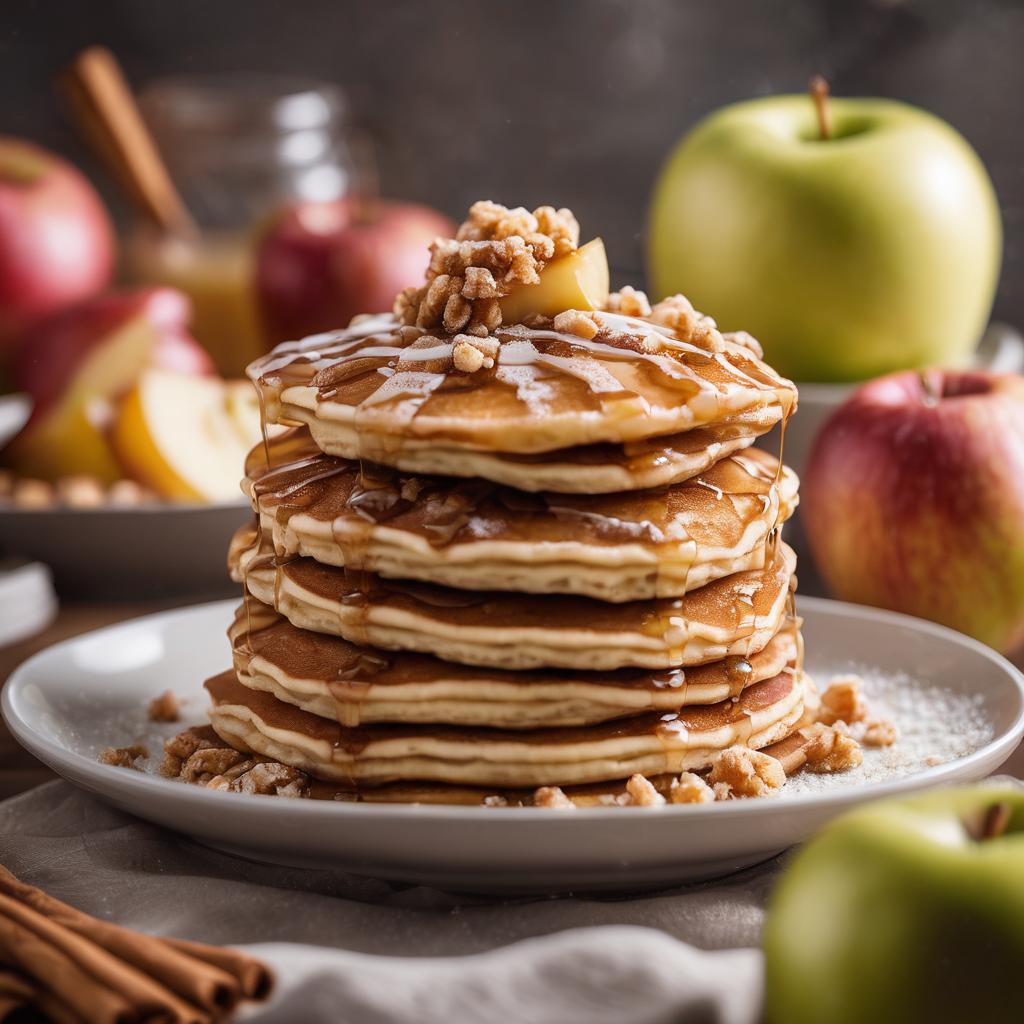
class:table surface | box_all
[2,600,1023,801]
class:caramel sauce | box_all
[246,315,797,456]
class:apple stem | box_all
[809,75,832,140]
[979,801,1013,841]
[919,370,940,406]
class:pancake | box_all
[230,601,803,727]
[205,666,810,787]
[245,430,799,601]
[286,405,783,495]
[168,723,815,804]
[230,525,797,670]
[246,313,797,470]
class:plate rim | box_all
[4,595,1024,823]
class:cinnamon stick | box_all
[0,863,272,1023]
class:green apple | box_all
[764,786,1024,1024]
[647,93,1002,382]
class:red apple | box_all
[3,286,214,483]
[12,287,214,417]
[802,369,1024,652]
[256,198,455,344]
[0,137,115,349]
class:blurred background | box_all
[4,0,1021,319]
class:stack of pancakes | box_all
[205,223,809,804]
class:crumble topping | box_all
[552,309,600,339]
[98,744,148,769]
[648,294,725,354]
[394,201,579,336]
[533,785,576,810]
[818,675,868,726]
[708,746,786,799]
[604,286,652,318]
[801,722,864,773]
[669,771,716,804]
[147,690,180,723]
[862,718,899,748]
[626,773,666,807]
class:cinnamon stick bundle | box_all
[0,864,272,1023]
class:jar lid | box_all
[139,74,349,135]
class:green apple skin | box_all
[648,96,1002,382]
[764,786,1024,1024]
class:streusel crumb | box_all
[802,722,864,773]
[708,746,786,798]
[534,785,576,809]
[147,690,180,723]
[553,309,600,339]
[99,744,148,769]
[649,294,725,353]
[862,718,899,748]
[626,774,666,807]
[818,675,868,726]
[395,201,578,335]
[669,772,715,804]
[604,286,652,318]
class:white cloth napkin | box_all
[240,930,760,1023]
[0,782,774,1022]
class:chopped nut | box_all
[626,774,666,807]
[925,754,944,766]
[180,746,249,784]
[12,478,55,509]
[669,771,716,804]
[604,286,652,318]
[482,794,509,808]
[233,762,309,798]
[395,201,579,334]
[99,744,148,769]
[818,675,868,726]
[453,339,485,373]
[862,718,899,747]
[708,746,786,798]
[533,785,576,809]
[553,309,600,339]
[724,330,764,359]
[56,474,105,508]
[649,294,725,353]
[147,690,180,723]
[802,722,864,773]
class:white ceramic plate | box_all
[4,597,1023,892]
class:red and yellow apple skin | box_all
[2,287,214,484]
[0,137,115,350]
[764,786,1024,1024]
[256,199,455,345]
[12,287,214,417]
[802,370,1024,652]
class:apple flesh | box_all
[802,370,1024,652]
[499,238,610,322]
[112,369,251,502]
[648,96,1002,382]
[256,199,455,344]
[765,786,1024,1024]
[0,137,115,351]
[2,287,213,484]
[12,287,214,417]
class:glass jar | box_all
[124,75,360,375]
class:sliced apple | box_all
[499,237,609,323]
[112,370,250,502]
[3,399,122,482]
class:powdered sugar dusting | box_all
[784,666,995,797]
